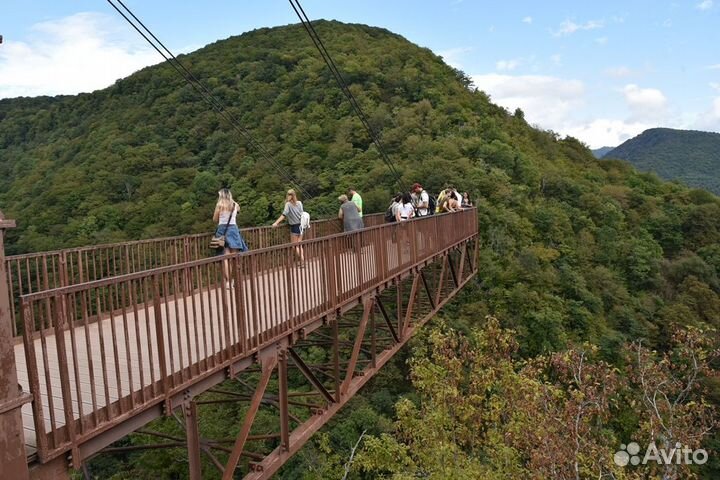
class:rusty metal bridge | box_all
[0,208,478,479]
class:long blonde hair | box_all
[287,189,298,205]
[216,188,237,212]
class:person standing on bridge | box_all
[272,189,305,267]
[212,188,248,254]
[411,183,430,217]
[396,192,415,222]
[338,194,364,232]
[213,188,248,289]
[347,188,363,217]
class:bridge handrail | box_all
[19,211,462,301]
[5,212,385,335]
[18,208,477,463]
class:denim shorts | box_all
[289,224,302,236]
[214,224,248,251]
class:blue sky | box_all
[1,1,719,147]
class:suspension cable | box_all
[288,0,407,192]
[107,0,317,205]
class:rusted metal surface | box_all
[5,208,477,477]
[0,210,31,480]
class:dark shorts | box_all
[289,224,302,236]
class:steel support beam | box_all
[184,401,202,480]
[374,297,399,343]
[243,261,477,479]
[0,211,30,480]
[341,297,372,395]
[287,349,335,404]
[222,355,278,480]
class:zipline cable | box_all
[288,0,407,192]
[107,0,330,212]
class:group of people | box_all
[213,187,308,264]
[212,187,363,267]
[387,183,472,222]
[210,183,471,261]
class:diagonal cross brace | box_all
[223,355,278,480]
[287,348,335,404]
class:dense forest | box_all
[1,20,719,479]
[605,128,720,194]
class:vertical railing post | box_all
[59,250,68,288]
[0,210,31,479]
[326,239,338,311]
[54,293,80,468]
[152,273,171,414]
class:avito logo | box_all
[614,441,708,467]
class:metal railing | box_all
[6,213,385,336]
[17,209,477,462]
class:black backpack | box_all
[427,195,436,215]
[384,204,396,222]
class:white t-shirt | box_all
[412,191,430,216]
[398,203,415,220]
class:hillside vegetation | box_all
[606,127,720,194]
[1,21,719,479]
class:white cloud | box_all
[552,19,604,37]
[604,66,633,77]
[706,64,720,70]
[710,82,720,92]
[470,72,657,147]
[562,119,651,148]
[522,16,533,24]
[695,96,720,130]
[472,73,585,127]
[696,0,713,10]
[595,37,608,45]
[0,12,161,99]
[495,59,521,71]
[622,84,668,120]
[438,47,473,69]
[550,54,562,66]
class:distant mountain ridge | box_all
[605,128,720,194]
[591,146,614,158]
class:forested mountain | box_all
[591,145,614,158]
[1,21,719,479]
[605,127,720,194]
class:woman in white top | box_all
[213,188,248,289]
[213,188,248,254]
[396,192,415,221]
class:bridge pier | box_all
[0,211,31,480]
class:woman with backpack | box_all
[272,189,305,267]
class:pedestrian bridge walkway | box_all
[2,209,478,479]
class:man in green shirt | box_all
[347,188,363,217]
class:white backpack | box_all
[300,211,311,233]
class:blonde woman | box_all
[213,188,248,254]
[272,189,305,266]
[213,188,248,289]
